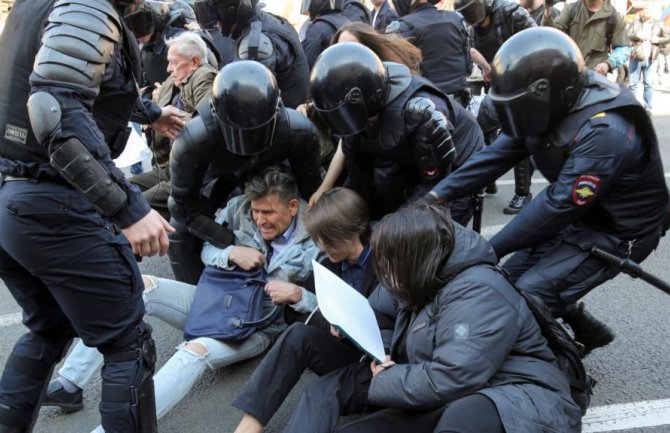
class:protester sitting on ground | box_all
[42,167,321,430]
[231,187,397,433]
[332,204,582,433]
[129,31,217,219]
[308,21,423,208]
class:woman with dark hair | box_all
[309,22,423,207]
[334,204,581,433]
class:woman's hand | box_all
[370,356,395,377]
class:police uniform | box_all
[341,63,484,220]
[432,70,670,325]
[340,0,371,23]
[224,7,310,109]
[386,2,472,102]
[167,62,322,284]
[302,12,350,69]
[0,1,160,432]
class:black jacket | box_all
[369,224,581,432]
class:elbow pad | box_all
[28,91,127,216]
[50,137,127,216]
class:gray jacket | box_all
[368,224,582,432]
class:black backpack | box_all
[512,284,596,415]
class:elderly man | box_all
[129,32,217,219]
[42,167,321,429]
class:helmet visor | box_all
[314,87,369,137]
[459,1,486,26]
[216,105,279,156]
[125,5,155,39]
[489,78,551,137]
[193,0,220,28]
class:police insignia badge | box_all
[572,175,601,206]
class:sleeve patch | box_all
[572,175,601,206]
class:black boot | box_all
[563,303,615,357]
[503,193,531,214]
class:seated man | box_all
[232,187,397,433]
[129,31,218,219]
[42,167,321,428]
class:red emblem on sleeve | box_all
[572,175,601,206]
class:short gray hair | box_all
[244,166,299,205]
[165,32,207,65]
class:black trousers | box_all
[0,180,151,432]
[231,323,363,425]
[503,226,662,316]
[335,394,504,433]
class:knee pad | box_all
[98,322,157,433]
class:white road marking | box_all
[0,312,22,327]
[582,399,670,432]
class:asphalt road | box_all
[1,86,670,433]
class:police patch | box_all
[572,175,601,206]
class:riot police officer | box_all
[0,0,186,432]
[300,0,350,69]
[426,27,670,355]
[168,61,321,284]
[192,0,310,108]
[455,0,536,213]
[386,0,473,106]
[310,43,484,221]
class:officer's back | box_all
[387,1,472,97]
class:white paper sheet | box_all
[312,260,386,363]
[113,123,151,168]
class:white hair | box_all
[166,32,207,65]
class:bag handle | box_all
[227,277,284,330]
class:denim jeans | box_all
[628,58,655,109]
[55,277,283,432]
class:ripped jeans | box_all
[56,277,284,431]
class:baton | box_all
[590,246,670,296]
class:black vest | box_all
[533,79,669,238]
[240,11,310,109]
[0,1,142,166]
[313,13,350,32]
[400,6,471,95]
[0,0,53,163]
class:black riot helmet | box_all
[489,27,585,138]
[211,61,281,155]
[193,0,258,28]
[310,42,387,137]
[454,0,492,26]
[300,0,341,16]
[124,1,171,39]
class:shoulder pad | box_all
[33,1,121,88]
[276,107,319,144]
[385,19,412,34]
